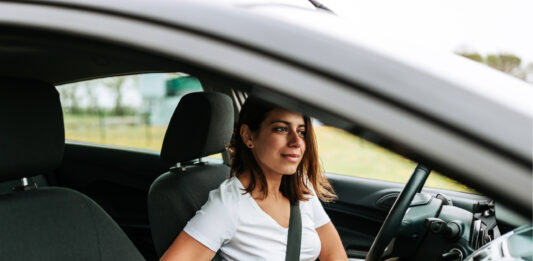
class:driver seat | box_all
[148,92,234,258]
[0,78,144,260]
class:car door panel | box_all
[324,174,401,257]
[56,142,169,260]
[325,173,488,258]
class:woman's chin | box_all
[280,167,299,175]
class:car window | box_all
[57,73,220,159]
[315,123,476,193]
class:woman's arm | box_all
[317,221,348,261]
[160,231,216,261]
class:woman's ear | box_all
[240,124,254,148]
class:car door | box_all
[2,2,529,260]
[2,0,528,216]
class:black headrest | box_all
[0,78,64,182]
[161,92,234,164]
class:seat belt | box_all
[285,202,302,261]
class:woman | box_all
[161,97,347,261]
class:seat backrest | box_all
[0,78,144,261]
[148,92,234,258]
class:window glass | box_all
[57,73,204,153]
[315,124,476,193]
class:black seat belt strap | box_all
[285,202,302,261]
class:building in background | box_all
[139,74,203,126]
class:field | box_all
[63,114,475,193]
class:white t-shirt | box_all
[183,176,331,261]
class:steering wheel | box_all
[365,164,431,261]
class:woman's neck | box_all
[238,169,284,201]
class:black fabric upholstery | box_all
[149,165,229,257]
[160,92,234,164]
[0,187,144,260]
[0,78,144,260]
[0,78,64,182]
[149,92,234,258]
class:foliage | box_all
[103,76,127,116]
[457,51,533,82]
[460,53,483,63]
[58,75,137,116]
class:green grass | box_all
[63,114,476,193]
[314,126,476,193]
[64,114,166,151]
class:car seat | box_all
[0,78,144,260]
[148,92,234,258]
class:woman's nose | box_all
[288,129,302,147]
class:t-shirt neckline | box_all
[233,177,290,230]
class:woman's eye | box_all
[273,127,287,132]
[297,130,306,137]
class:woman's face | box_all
[243,108,307,177]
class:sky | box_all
[320,0,533,64]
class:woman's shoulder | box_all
[184,177,244,250]
[190,177,245,225]
[208,176,246,205]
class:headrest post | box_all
[195,157,208,166]
[169,162,186,173]
[21,177,29,187]
[13,177,38,191]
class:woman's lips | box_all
[282,154,300,162]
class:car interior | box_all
[0,25,529,261]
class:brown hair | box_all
[228,97,337,205]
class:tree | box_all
[525,63,533,84]
[460,52,483,63]
[104,76,126,116]
[485,54,523,78]
[58,82,82,114]
[456,51,529,81]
